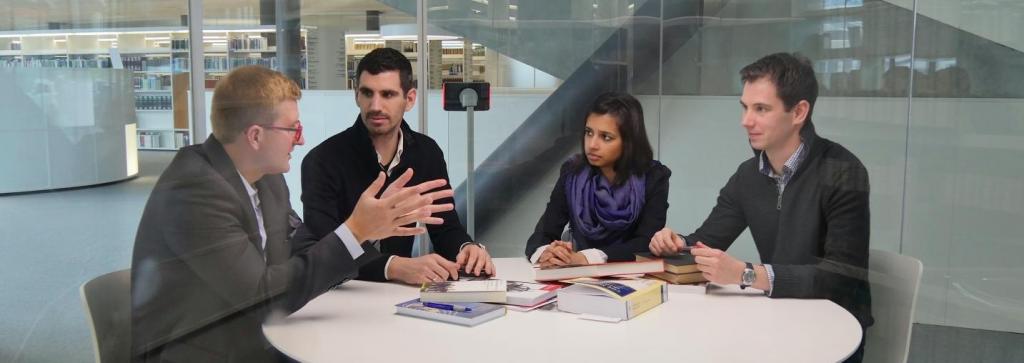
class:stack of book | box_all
[503,280,561,311]
[395,279,509,327]
[635,252,708,285]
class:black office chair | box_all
[80,269,131,363]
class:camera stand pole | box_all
[459,88,479,239]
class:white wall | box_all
[1,68,137,193]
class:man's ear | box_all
[792,100,810,127]
[243,124,262,150]
[405,87,417,112]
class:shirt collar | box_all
[376,128,404,176]
[236,170,259,201]
[758,141,806,180]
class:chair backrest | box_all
[80,269,131,363]
[864,249,923,363]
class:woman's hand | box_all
[538,240,574,268]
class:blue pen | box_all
[422,302,473,312]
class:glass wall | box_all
[0,1,188,362]
[904,0,1024,335]
[2,0,1023,362]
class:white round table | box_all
[263,258,862,362]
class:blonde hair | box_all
[211,65,301,143]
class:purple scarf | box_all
[565,166,646,248]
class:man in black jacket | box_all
[302,48,495,284]
[649,53,872,362]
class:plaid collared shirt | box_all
[755,141,806,296]
[758,142,807,195]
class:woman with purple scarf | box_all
[526,92,671,267]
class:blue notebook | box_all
[395,299,506,326]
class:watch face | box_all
[742,269,756,285]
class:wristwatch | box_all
[740,262,756,290]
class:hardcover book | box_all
[534,260,663,281]
[635,252,700,274]
[556,278,668,321]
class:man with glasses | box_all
[131,65,455,362]
[262,122,302,142]
[301,48,495,284]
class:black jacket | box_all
[301,118,471,281]
[685,121,873,328]
[131,136,378,362]
[525,157,671,262]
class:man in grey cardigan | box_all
[649,53,872,362]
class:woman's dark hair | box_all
[575,91,654,185]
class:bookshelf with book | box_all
[440,42,486,83]
[0,26,310,151]
[137,129,191,150]
[344,37,486,88]
[0,28,181,150]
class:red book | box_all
[534,260,664,281]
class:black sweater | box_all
[525,158,671,262]
[685,121,873,328]
[301,118,471,281]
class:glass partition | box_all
[3,1,1024,362]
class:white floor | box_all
[0,151,173,363]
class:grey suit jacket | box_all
[131,136,379,362]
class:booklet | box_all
[395,299,506,327]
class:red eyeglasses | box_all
[261,121,303,143]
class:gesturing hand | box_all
[345,169,454,242]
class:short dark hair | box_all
[355,47,414,93]
[577,91,654,185]
[740,52,818,123]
